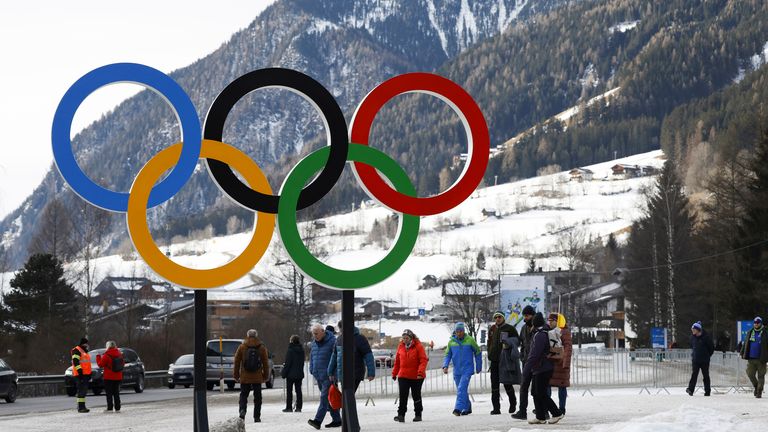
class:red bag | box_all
[328,383,342,410]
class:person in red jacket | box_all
[392,329,428,423]
[96,341,124,412]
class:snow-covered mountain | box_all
[0,0,570,269]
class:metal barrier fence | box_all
[571,349,751,394]
[283,349,753,403]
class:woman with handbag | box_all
[547,313,572,415]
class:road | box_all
[0,381,286,417]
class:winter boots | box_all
[77,401,90,413]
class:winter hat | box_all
[402,329,416,339]
[493,311,505,320]
[454,322,466,332]
[325,325,335,334]
[755,317,763,324]
[532,312,546,328]
[691,321,702,331]
[522,305,536,316]
[79,337,89,346]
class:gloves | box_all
[392,376,397,381]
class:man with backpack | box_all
[234,329,270,423]
[96,340,124,412]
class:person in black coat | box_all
[686,321,714,396]
[488,311,519,415]
[281,335,306,412]
[512,305,536,420]
[523,313,563,425]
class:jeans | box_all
[397,378,424,416]
[531,371,560,421]
[285,378,303,411]
[490,360,516,412]
[546,386,567,413]
[239,383,262,420]
[453,374,472,412]
[313,378,341,423]
[104,379,121,411]
[688,362,711,395]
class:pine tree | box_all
[3,254,79,339]
[735,130,768,316]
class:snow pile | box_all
[609,20,640,33]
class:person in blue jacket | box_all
[328,321,376,392]
[442,322,482,416]
[307,324,341,430]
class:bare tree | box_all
[28,197,75,261]
[69,201,111,334]
[266,221,325,338]
[556,227,591,272]
[442,255,495,338]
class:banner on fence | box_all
[499,274,548,333]
[651,327,668,349]
[737,321,754,344]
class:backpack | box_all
[111,354,125,372]
[244,345,262,372]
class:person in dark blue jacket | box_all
[442,322,482,416]
[523,313,563,425]
[328,321,376,392]
[686,321,714,396]
[307,324,341,430]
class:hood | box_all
[400,337,421,348]
[105,347,121,358]
[244,336,262,347]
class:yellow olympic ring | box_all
[126,139,275,288]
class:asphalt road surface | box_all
[0,381,287,417]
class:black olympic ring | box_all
[203,68,348,214]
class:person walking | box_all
[524,313,563,425]
[308,324,341,429]
[392,329,428,423]
[96,341,124,413]
[686,321,714,396]
[488,311,519,415]
[281,335,305,413]
[512,305,535,420]
[547,313,572,414]
[233,329,270,423]
[442,322,482,416]
[740,317,768,398]
[328,320,375,393]
[71,337,92,413]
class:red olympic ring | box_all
[350,72,489,216]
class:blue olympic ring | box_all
[51,63,202,211]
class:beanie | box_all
[532,312,545,328]
[691,321,702,331]
[522,305,535,316]
[493,311,505,320]
[755,317,763,324]
[79,337,89,346]
[454,322,466,332]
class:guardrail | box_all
[17,370,169,398]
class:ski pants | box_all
[453,374,472,412]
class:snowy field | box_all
[0,388,765,431]
[1,150,665,314]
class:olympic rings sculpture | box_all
[52,63,489,290]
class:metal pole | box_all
[194,290,209,432]
[342,290,359,432]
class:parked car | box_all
[0,359,18,403]
[205,339,276,391]
[167,354,194,389]
[65,348,145,396]
[372,349,394,368]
